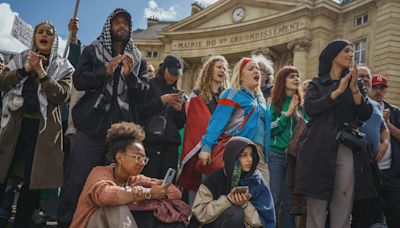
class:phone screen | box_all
[234,186,249,194]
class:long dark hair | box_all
[271,66,303,116]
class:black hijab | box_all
[318,39,352,78]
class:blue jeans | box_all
[0,178,19,220]
[268,152,295,228]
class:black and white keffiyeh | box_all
[2,21,74,132]
[92,8,146,118]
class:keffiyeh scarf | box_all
[92,8,147,118]
[2,21,74,132]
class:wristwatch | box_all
[144,190,152,200]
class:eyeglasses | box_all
[125,153,150,165]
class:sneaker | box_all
[31,209,45,225]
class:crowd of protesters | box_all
[0,7,399,228]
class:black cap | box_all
[112,9,132,24]
[164,55,183,76]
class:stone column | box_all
[179,58,192,92]
[287,38,311,80]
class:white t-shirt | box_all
[378,102,392,170]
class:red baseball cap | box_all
[371,75,388,88]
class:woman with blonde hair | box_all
[198,57,271,184]
[178,55,229,204]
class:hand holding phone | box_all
[162,168,176,185]
[228,186,251,207]
[233,186,249,194]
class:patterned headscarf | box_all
[91,8,146,120]
[92,8,142,76]
[2,21,74,131]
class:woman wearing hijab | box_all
[295,39,374,228]
[0,21,73,227]
[177,55,229,204]
[192,136,275,228]
[198,57,271,184]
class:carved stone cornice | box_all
[287,38,311,51]
[159,9,310,40]
[170,0,299,31]
[251,47,278,61]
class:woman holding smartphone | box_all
[71,122,189,228]
[192,136,275,228]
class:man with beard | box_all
[368,74,400,227]
[356,68,400,227]
[57,8,150,227]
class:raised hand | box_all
[25,52,47,73]
[68,18,79,43]
[122,53,134,77]
[106,54,123,77]
[349,64,359,92]
[285,95,299,117]
[337,74,351,94]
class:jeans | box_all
[0,178,19,220]
[268,152,295,228]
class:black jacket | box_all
[295,74,376,200]
[72,44,149,136]
[140,76,186,144]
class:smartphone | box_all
[162,168,176,185]
[234,186,249,194]
[176,90,184,95]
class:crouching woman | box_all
[70,122,185,228]
[192,136,276,228]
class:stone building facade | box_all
[132,0,400,105]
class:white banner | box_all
[11,15,33,48]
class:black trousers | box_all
[57,130,107,227]
[202,206,245,228]
[380,171,400,228]
[0,118,40,228]
[142,141,179,181]
[132,210,185,228]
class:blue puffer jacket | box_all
[201,87,271,161]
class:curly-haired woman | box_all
[177,55,229,204]
[71,122,189,228]
[199,57,271,184]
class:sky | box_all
[0,0,342,55]
[0,0,219,54]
